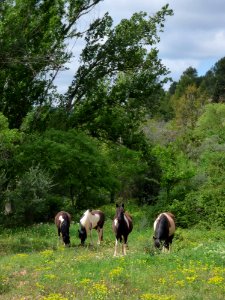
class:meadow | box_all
[0,205,224,300]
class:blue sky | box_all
[55,0,225,92]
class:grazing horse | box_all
[153,212,175,252]
[78,209,105,245]
[112,204,133,256]
[55,211,71,246]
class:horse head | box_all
[61,222,70,246]
[78,226,87,245]
[153,236,161,249]
[115,203,125,222]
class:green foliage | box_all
[171,67,200,99]
[152,144,196,194]
[152,103,225,228]
[14,129,113,209]
[103,144,148,199]
[172,84,208,129]
[194,103,225,139]
[0,113,22,212]
[2,0,225,231]
[201,57,225,102]
[4,165,53,225]
[0,0,102,128]
[66,5,173,109]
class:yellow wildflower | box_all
[109,267,123,278]
[176,280,185,287]
[40,249,54,257]
[41,293,68,300]
[140,293,175,300]
[208,276,224,285]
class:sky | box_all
[55,0,225,92]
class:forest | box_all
[0,0,225,228]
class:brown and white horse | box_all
[78,209,105,245]
[112,204,133,256]
[55,211,71,246]
[153,212,175,252]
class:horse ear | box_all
[122,203,124,208]
[116,204,119,207]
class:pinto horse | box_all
[153,212,175,252]
[78,209,105,245]
[55,211,71,246]
[112,204,133,256]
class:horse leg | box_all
[122,236,128,255]
[100,228,103,241]
[57,227,62,244]
[57,227,61,238]
[114,238,118,256]
[97,228,103,245]
[163,239,170,253]
[167,235,174,252]
[162,245,168,252]
[89,229,93,245]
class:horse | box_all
[112,203,133,256]
[55,211,71,246]
[153,212,175,252]
[78,209,105,245]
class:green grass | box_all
[0,208,225,300]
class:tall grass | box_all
[0,205,224,300]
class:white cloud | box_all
[55,0,225,92]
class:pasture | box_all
[0,205,224,300]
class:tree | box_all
[65,6,173,110]
[176,103,225,227]
[0,113,21,211]
[0,0,102,128]
[65,5,173,145]
[1,1,173,151]
[152,144,195,201]
[173,84,208,129]
[201,57,225,102]
[13,129,115,209]
[6,165,53,224]
[103,144,148,201]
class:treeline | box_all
[0,1,224,228]
[147,59,225,227]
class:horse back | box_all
[154,212,175,238]
[55,211,71,228]
[91,210,105,229]
[163,212,175,236]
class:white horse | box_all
[78,209,105,245]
